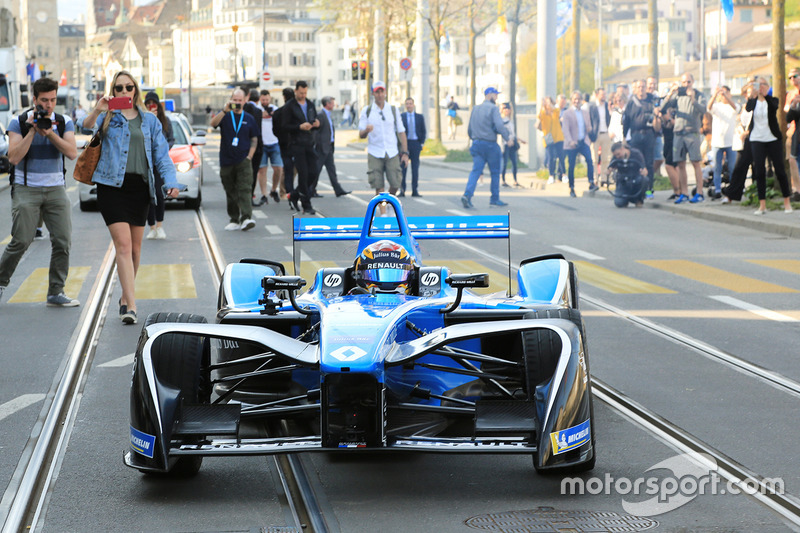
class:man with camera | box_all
[0,77,79,306]
[622,79,660,199]
[661,72,706,203]
[608,142,648,208]
[210,88,259,231]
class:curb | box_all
[650,201,800,239]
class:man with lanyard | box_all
[314,96,350,198]
[0,77,79,306]
[400,97,426,197]
[359,80,409,215]
[283,80,320,215]
[210,88,259,231]
[460,87,511,207]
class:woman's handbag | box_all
[73,132,102,185]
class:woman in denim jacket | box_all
[82,70,181,324]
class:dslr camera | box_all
[677,87,688,97]
[33,105,52,130]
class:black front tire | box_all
[141,312,209,477]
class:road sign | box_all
[357,47,367,57]
[260,70,272,90]
[400,57,412,71]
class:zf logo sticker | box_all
[324,274,343,286]
[420,272,439,286]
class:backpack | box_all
[9,109,67,188]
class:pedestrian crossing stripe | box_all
[638,260,798,293]
[746,259,800,276]
[7,266,91,303]
[135,264,198,300]
[573,261,676,294]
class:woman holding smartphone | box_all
[82,70,182,324]
[746,77,793,215]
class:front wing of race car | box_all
[124,316,593,474]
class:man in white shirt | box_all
[254,90,283,205]
[359,81,409,214]
[592,88,611,184]
[707,86,739,199]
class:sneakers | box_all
[34,228,45,240]
[645,190,654,199]
[146,229,158,239]
[569,189,576,198]
[240,219,256,231]
[547,176,555,184]
[121,309,137,324]
[460,195,473,209]
[689,193,705,203]
[155,227,166,239]
[753,209,766,216]
[252,195,266,207]
[710,191,722,200]
[224,222,241,231]
[46,292,80,307]
[302,208,316,215]
[785,206,794,214]
[674,194,689,204]
[720,196,731,205]
[270,190,281,203]
[667,193,678,200]
[489,199,508,207]
[588,184,599,192]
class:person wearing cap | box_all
[460,87,511,208]
[359,81,409,214]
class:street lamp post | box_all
[232,24,239,83]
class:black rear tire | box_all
[141,312,209,477]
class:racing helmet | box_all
[354,241,415,293]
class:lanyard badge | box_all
[230,111,244,147]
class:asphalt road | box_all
[1,134,798,532]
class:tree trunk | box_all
[469,32,477,109]
[434,41,442,140]
[773,0,786,133]
[571,0,580,91]
[406,40,414,98]
[509,18,519,129]
[648,0,658,79]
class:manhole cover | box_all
[465,507,658,532]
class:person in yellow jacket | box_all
[538,97,566,184]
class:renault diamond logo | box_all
[330,346,368,362]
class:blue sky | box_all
[57,0,87,22]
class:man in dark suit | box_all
[313,96,350,198]
[283,80,320,214]
[400,97,426,197]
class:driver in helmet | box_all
[352,240,415,294]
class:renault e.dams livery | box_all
[125,194,595,476]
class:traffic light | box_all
[359,61,367,81]
[351,61,359,81]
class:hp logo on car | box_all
[324,274,343,287]
[420,272,439,286]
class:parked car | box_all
[78,112,206,211]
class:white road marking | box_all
[285,245,311,262]
[347,194,369,206]
[345,175,360,180]
[252,211,268,219]
[98,353,136,368]
[510,228,526,236]
[0,394,46,422]
[710,296,799,323]
[415,198,435,206]
[447,209,469,216]
[265,225,284,234]
[554,245,605,261]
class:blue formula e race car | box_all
[125,194,595,476]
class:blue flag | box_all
[721,0,734,22]
[556,0,572,39]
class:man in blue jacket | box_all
[400,97,426,197]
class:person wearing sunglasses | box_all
[82,70,182,325]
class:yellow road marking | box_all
[574,261,675,294]
[135,264,197,300]
[439,259,515,295]
[283,261,339,283]
[0,235,9,246]
[639,260,797,293]
[8,266,90,303]
[747,259,800,276]
[583,309,800,320]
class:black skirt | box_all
[97,173,151,226]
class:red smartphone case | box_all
[108,97,133,110]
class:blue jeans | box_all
[464,140,502,202]
[713,146,736,193]
[565,141,594,189]
[546,141,565,179]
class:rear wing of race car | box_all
[291,193,513,293]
